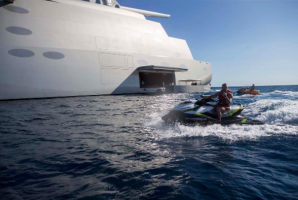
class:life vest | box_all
[218,89,232,106]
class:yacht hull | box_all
[0,0,212,100]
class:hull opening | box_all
[139,71,175,88]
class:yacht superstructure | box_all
[0,0,212,100]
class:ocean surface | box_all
[0,85,298,200]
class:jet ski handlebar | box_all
[195,97,216,105]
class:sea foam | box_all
[243,99,298,124]
[145,112,298,141]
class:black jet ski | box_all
[162,98,264,125]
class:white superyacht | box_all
[0,0,212,100]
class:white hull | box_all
[0,0,212,100]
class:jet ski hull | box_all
[237,90,261,95]
[162,112,264,126]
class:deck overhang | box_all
[178,79,201,82]
[138,65,188,72]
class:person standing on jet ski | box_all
[249,84,255,91]
[201,83,233,121]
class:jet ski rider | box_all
[201,83,233,121]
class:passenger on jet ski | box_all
[201,83,233,121]
[249,84,255,91]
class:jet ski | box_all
[237,88,261,95]
[162,98,264,125]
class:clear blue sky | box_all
[118,0,298,87]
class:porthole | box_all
[6,26,32,35]
[43,51,65,60]
[8,49,34,58]
[3,5,29,14]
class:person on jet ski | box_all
[201,83,233,121]
[249,84,255,91]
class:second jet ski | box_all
[162,98,264,125]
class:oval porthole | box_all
[8,49,35,58]
[4,5,29,14]
[6,26,32,35]
[43,51,65,60]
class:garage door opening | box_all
[139,72,174,88]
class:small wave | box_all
[160,124,297,140]
[70,113,89,117]
[269,90,298,96]
[23,117,52,122]
[56,104,70,108]
[243,99,298,124]
[89,99,99,103]
[257,90,298,99]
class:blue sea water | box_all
[0,85,298,200]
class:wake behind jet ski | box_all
[162,98,264,125]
